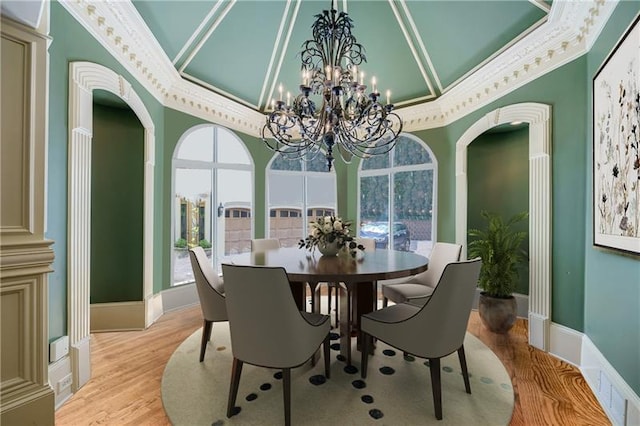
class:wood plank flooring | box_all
[55,305,610,425]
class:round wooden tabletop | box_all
[227,246,429,282]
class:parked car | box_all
[360,221,411,251]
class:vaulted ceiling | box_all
[58,0,616,135]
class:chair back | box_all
[413,242,462,287]
[388,259,481,358]
[251,238,280,252]
[189,247,227,322]
[221,264,325,368]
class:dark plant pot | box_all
[478,292,517,334]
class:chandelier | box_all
[261,3,403,171]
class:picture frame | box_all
[593,13,640,256]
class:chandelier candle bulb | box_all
[387,90,391,105]
[372,77,377,94]
[279,84,283,101]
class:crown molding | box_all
[60,0,618,137]
[398,0,618,132]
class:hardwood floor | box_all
[55,305,610,426]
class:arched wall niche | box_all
[67,61,156,391]
[455,102,551,351]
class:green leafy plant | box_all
[468,211,528,298]
[198,239,212,249]
[174,238,187,249]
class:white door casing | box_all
[455,102,551,351]
[67,61,155,390]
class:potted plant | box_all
[468,210,528,333]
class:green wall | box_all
[90,104,144,303]
[409,56,589,332]
[47,2,165,340]
[468,128,530,295]
[584,3,640,394]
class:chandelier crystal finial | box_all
[262,2,403,171]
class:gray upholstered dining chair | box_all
[188,246,228,362]
[381,242,462,307]
[250,238,280,252]
[360,258,482,420]
[221,264,331,426]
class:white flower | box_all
[334,220,343,231]
[323,222,332,233]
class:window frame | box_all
[357,134,437,252]
[171,124,254,285]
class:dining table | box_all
[227,246,429,365]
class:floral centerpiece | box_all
[299,216,365,257]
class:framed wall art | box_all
[593,13,640,256]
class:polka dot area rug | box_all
[161,323,513,425]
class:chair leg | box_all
[283,368,291,426]
[383,297,388,308]
[227,358,243,418]
[323,334,331,379]
[199,320,213,362]
[360,331,370,378]
[428,358,442,420]
[457,345,471,394]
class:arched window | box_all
[358,135,436,257]
[172,125,253,285]
[267,152,337,247]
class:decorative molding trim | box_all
[67,61,156,392]
[398,1,618,132]
[60,1,616,136]
[58,0,264,136]
[455,102,552,352]
[59,0,178,104]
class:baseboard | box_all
[90,301,146,332]
[581,336,640,426]
[549,322,583,366]
[49,356,73,409]
[161,282,199,312]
